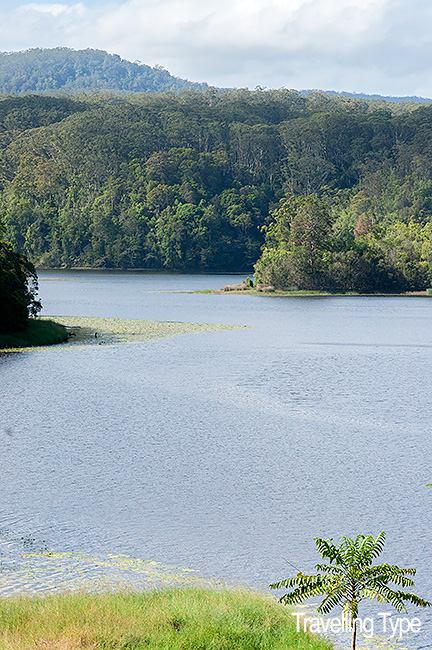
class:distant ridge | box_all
[0,47,430,104]
[0,47,208,95]
[302,89,432,104]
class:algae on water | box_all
[39,316,246,349]
[1,551,219,595]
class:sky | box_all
[0,0,430,97]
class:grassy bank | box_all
[0,318,68,350]
[0,587,332,650]
[195,288,432,297]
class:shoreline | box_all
[37,267,252,275]
[0,319,68,351]
[194,288,432,297]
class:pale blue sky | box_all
[0,0,430,97]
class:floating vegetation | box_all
[0,551,221,596]
[1,316,246,351]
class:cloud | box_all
[1,0,432,96]
[18,3,86,17]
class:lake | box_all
[1,270,431,647]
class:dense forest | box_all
[0,48,207,95]
[2,88,432,290]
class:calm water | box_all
[1,271,431,647]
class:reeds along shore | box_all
[0,587,334,650]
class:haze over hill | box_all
[0,48,208,95]
[0,48,431,104]
[316,90,432,104]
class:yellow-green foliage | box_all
[0,587,333,650]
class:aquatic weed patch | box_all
[47,316,244,347]
[0,316,246,351]
[0,552,219,595]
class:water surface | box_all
[1,271,431,647]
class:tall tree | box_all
[255,195,332,289]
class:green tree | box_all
[0,239,41,332]
[255,195,332,289]
[270,532,431,650]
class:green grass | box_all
[0,318,68,350]
[0,587,333,650]
[195,288,432,297]
[195,289,344,297]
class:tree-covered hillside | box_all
[2,88,432,288]
[0,48,208,95]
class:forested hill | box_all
[3,89,432,289]
[0,48,208,95]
